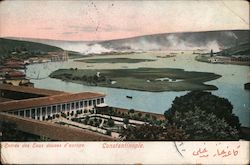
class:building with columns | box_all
[0,84,105,121]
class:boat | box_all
[126,96,133,99]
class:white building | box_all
[0,92,105,121]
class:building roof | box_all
[0,113,114,141]
[0,97,13,103]
[0,92,105,112]
[0,67,15,73]
[6,71,25,77]
[0,84,67,96]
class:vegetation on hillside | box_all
[217,42,250,56]
[0,38,63,62]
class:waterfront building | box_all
[0,84,105,121]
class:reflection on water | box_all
[26,52,250,127]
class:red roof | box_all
[4,61,24,65]
[0,67,15,73]
[7,71,25,77]
[0,84,67,96]
[0,92,105,112]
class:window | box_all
[84,101,88,107]
[76,102,79,108]
[57,105,61,112]
[52,106,56,113]
[93,100,96,106]
[89,100,92,106]
[31,109,35,117]
[62,104,66,111]
[97,99,100,104]
[71,102,75,109]
[47,106,51,115]
[42,107,46,115]
[20,111,24,117]
[80,101,83,108]
[37,108,41,116]
[101,98,104,103]
[67,103,70,110]
[26,110,30,117]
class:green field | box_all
[75,58,155,63]
[50,68,221,92]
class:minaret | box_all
[210,49,213,57]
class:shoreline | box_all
[195,55,250,66]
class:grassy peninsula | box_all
[75,58,155,63]
[50,68,221,92]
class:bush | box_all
[123,118,129,125]
[138,112,142,117]
[145,113,150,118]
[129,109,135,114]
[89,120,94,126]
[107,118,115,127]
[61,113,67,118]
[106,130,111,136]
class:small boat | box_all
[126,96,133,99]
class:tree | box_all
[0,121,19,141]
[171,107,239,140]
[123,117,129,125]
[107,118,115,127]
[165,91,241,130]
[129,109,135,114]
[145,113,150,119]
[120,124,188,141]
[89,120,94,126]
[138,112,142,118]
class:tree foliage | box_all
[120,124,188,141]
[172,107,239,140]
[165,91,241,130]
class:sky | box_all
[0,0,249,41]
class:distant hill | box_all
[0,38,63,55]
[0,38,63,61]
[4,37,92,53]
[97,30,250,52]
[216,42,250,56]
[5,30,250,54]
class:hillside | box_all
[97,30,250,52]
[0,38,63,61]
[4,30,250,54]
[216,42,250,56]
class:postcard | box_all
[0,0,249,164]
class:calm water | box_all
[26,51,250,127]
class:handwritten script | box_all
[192,143,240,158]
